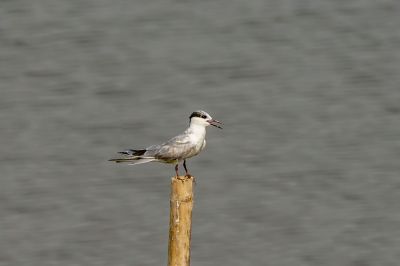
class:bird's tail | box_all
[108,157,156,165]
[109,149,156,165]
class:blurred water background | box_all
[1,0,400,265]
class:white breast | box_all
[184,123,207,159]
[182,132,204,159]
[201,139,206,150]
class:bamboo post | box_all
[168,175,195,266]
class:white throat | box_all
[187,120,207,140]
[188,121,206,132]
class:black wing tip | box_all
[118,149,146,156]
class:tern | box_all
[109,110,222,177]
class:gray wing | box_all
[145,133,195,161]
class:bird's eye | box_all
[201,115,207,119]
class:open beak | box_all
[208,119,223,129]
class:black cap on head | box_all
[189,110,208,120]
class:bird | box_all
[109,110,222,177]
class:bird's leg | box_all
[175,164,179,177]
[183,160,191,178]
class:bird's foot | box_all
[185,174,196,184]
[175,174,195,183]
[176,175,186,180]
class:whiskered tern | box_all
[109,110,222,177]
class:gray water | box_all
[1,1,400,265]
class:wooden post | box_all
[168,176,195,266]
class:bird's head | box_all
[189,110,222,129]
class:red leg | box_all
[175,164,179,177]
[183,160,191,177]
